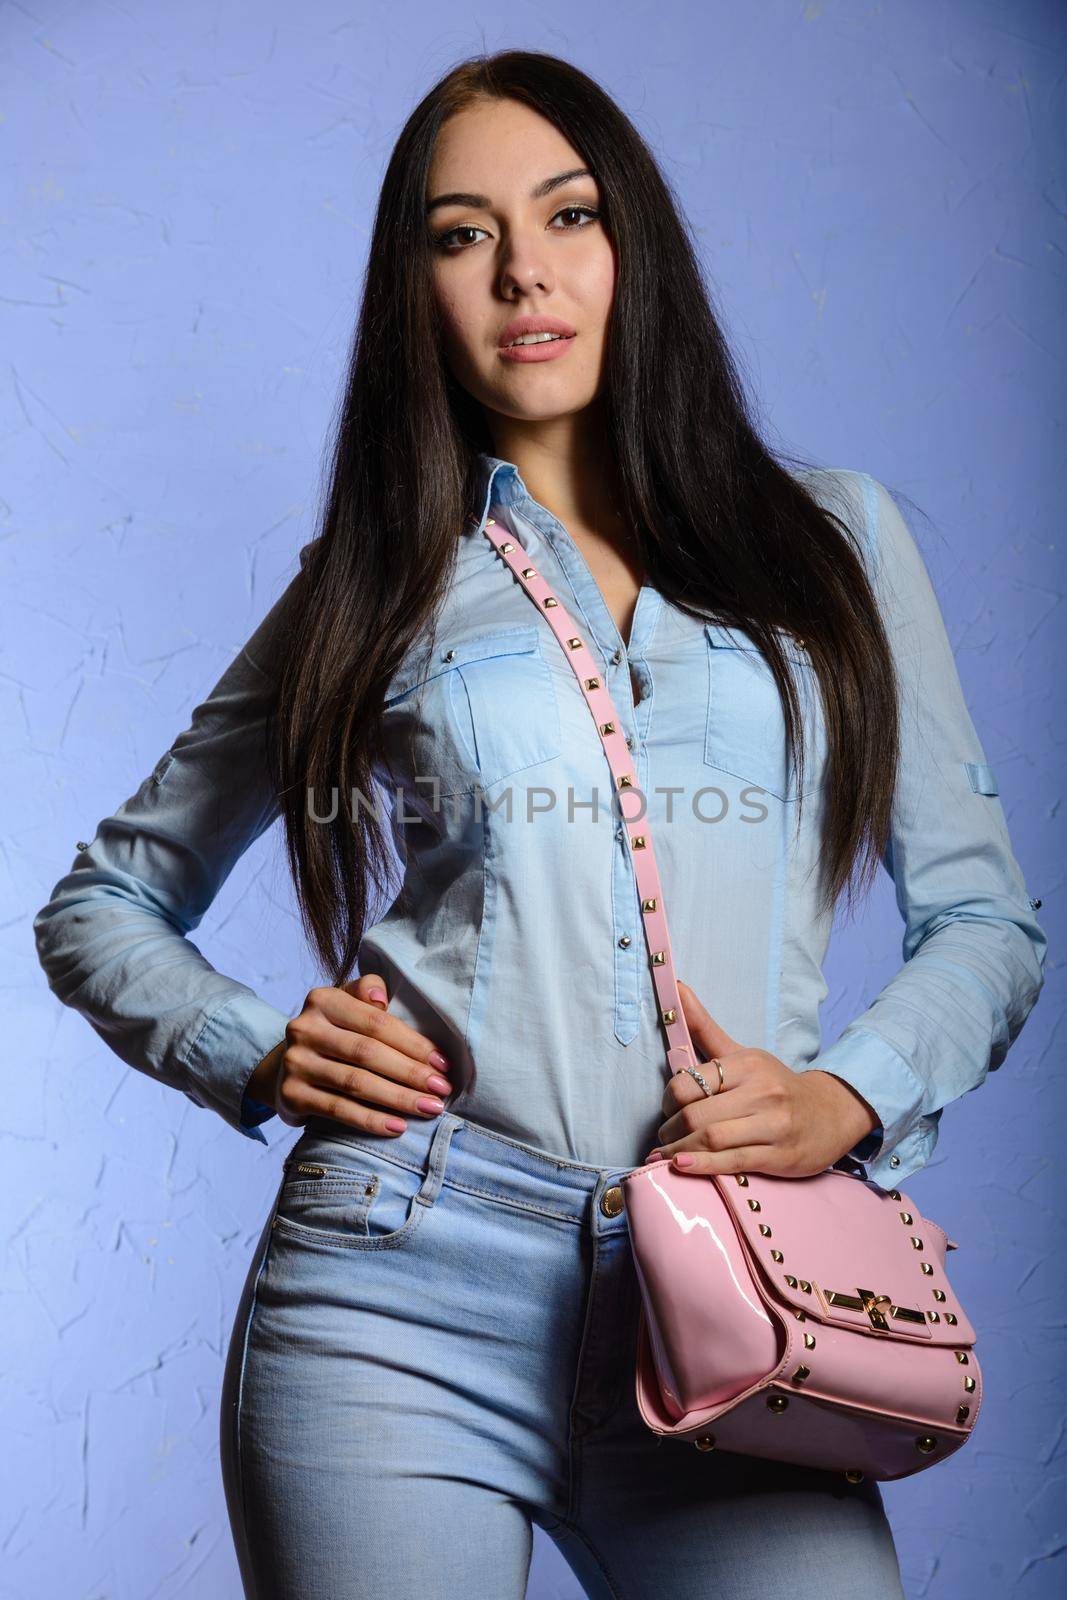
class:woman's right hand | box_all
[246,974,454,1135]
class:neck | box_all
[486,406,625,537]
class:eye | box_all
[433,223,489,252]
[432,204,601,253]
[548,204,600,232]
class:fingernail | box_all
[385,1117,407,1132]
[417,1096,445,1114]
[429,1050,451,1070]
[646,1150,664,1163]
[369,988,387,1003]
[673,1153,695,1168]
[427,1073,451,1095]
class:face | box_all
[426,97,616,433]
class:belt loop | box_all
[416,1112,460,1209]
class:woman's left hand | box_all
[642,981,879,1177]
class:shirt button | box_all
[625,735,634,749]
[889,1155,901,1168]
[611,647,622,664]
[618,935,631,948]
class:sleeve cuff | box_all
[179,989,290,1143]
[798,1026,939,1189]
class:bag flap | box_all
[715,1168,976,1347]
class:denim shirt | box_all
[32,460,1047,1187]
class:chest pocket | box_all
[383,623,562,800]
[703,622,827,802]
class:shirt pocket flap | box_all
[384,623,543,705]
[703,621,811,665]
[964,760,999,796]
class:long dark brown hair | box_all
[266,49,903,986]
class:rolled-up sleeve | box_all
[32,566,307,1143]
[803,472,1047,1188]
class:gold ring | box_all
[712,1058,726,1094]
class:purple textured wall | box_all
[8,2,1063,1594]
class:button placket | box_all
[611,824,642,1044]
[609,695,652,1045]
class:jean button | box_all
[600,1185,624,1217]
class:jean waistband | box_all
[296,1111,638,1235]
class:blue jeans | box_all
[221,1109,906,1598]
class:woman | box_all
[34,49,1045,1600]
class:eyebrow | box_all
[425,167,596,217]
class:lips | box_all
[497,314,577,348]
[503,332,572,347]
[497,332,577,364]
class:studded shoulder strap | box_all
[481,515,698,1088]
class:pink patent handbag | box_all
[482,514,981,1484]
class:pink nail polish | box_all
[646,1150,664,1163]
[369,988,387,1003]
[429,1050,451,1070]
[673,1153,695,1168]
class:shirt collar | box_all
[471,451,529,531]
